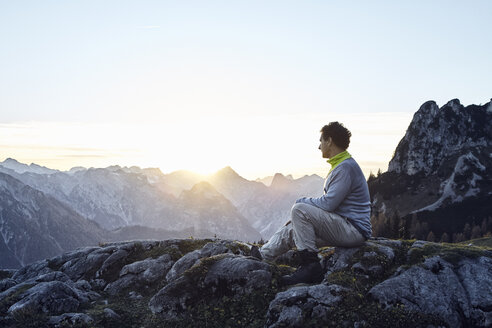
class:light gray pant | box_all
[261,203,366,260]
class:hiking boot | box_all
[250,245,263,261]
[281,250,323,285]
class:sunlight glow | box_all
[0,112,411,179]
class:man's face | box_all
[318,135,331,158]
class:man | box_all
[251,122,371,285]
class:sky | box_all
[1,1,491,179]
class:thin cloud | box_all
[58,154,116,158]
[0,144,106,152]
[137,25,161,29]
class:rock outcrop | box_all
[371,99,492,218]
[368,99,492,245]
[0,237,491,327]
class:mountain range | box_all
[0,158,324,268]
[1,97,491,269]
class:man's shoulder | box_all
[328,159,354,179]
[331,158,363,178]
[337,157,359,170]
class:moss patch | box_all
[11,306,50,328]
[460,237,492,248]
[46,259,63,272]
[173,289,278,328]
[275,264,296,277]
[86,294,153,328]
[225,241,251,255]
[177,239,213,256]
[183,253,229,282]
[407,242,491,267]
[303,290,447,327]
[0,283,35,315]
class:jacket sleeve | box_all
[295,166,352,212]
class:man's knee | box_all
[290,203,315,218]
[291,202,312,214]
[291,203,314,224]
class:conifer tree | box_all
[440,232,450,243]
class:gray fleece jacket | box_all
[295,157,372,238]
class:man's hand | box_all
[295,197,308,203]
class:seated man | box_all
[252,122,371,285]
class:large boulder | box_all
[0,278,17,293]
[11,246,100,283]
[104,254,174,295]
[266,284,348,328]
[369,255,492,327]
[165,240,249,282]
[455,256,492,326]
[149,253,273,320]
[7,281,89,315]
[60,249,112,281]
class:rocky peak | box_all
[0,158,58,175]
[419,100,439,116]
[270,173,291,190]
[211,166,242,182]
[388,98,491,176]
[184,181,223,200]
[67,166,87,174]
[2,158,20,165]
[105,165,123,172]
[369,97,492,233]
[443,98,462,111]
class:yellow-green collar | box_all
[327,150,351,173]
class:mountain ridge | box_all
[369,98,492,242]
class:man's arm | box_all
[295,167,352,212]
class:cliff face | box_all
[388,99,491,176]
[1,237,491,327]
[370,99,492,220]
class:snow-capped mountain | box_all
[0,159,325,242]
[0,166,178,230]
[370,98,492,217]
[0,172,106,268]
[0,164,265,242]
[0,158,58,175]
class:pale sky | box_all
[1,1,491,179]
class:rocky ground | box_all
[1,237,491,328]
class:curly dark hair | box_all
[320,122,351,150]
